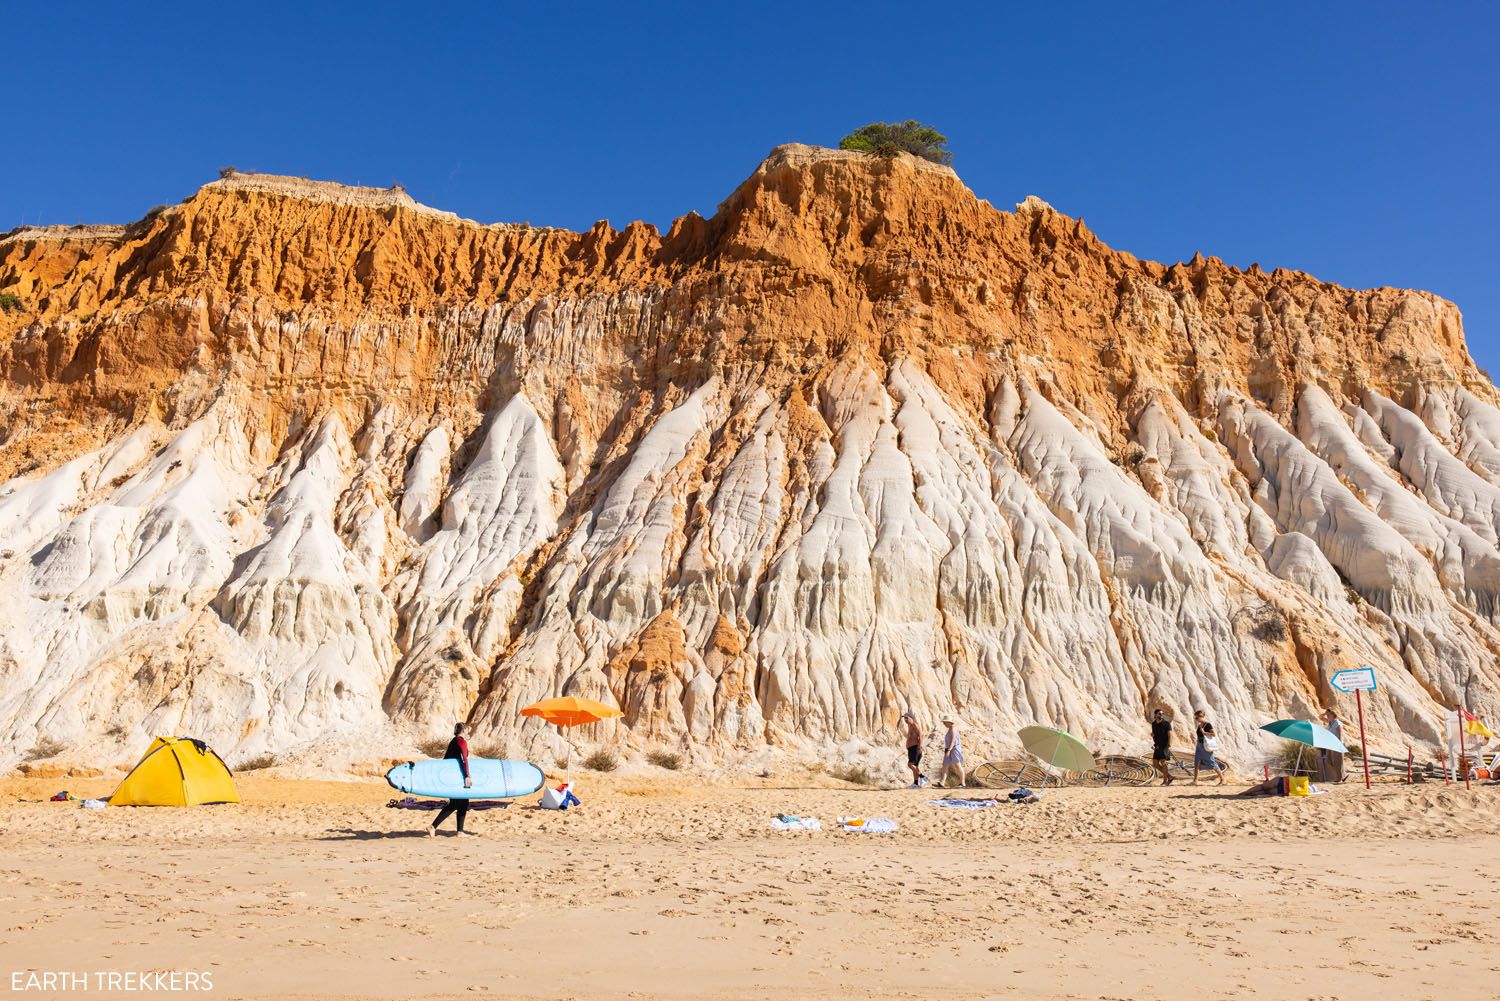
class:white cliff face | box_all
[388,395,565,733]
[3,356,1500,770]
[2,153,1498,773]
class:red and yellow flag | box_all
[1460,708,1495,738]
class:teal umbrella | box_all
[1260,719,1347,778]
[1259,719,1348,752]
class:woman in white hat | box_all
[938,715,965,788]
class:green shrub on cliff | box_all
[838,121,952,165]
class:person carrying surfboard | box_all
[428,723,474,837]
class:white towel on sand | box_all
[837,817,897,834]
[770,816,822,832]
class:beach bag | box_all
[1204,735,1220,752]
[540,784,579,810]
[1287,776,1311,797]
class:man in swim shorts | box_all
[902,711,927,788]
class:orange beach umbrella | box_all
[520,696,624,728]
[520,696,624,784]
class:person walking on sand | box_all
[938,715,966,788]
[901,712,927,788]
[1151,708,1174,785]
[1192,710,1225,785]
[1319,708,1346,783]
[429,722,475,837]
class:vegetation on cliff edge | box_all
[838,120,952,165]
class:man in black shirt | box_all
[1151,709,1174,785]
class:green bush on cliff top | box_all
[838,121,952,165]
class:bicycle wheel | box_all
[1015,763,1059,788]
[970,759,1031,788]
[1068,767,1107,787]
[1171,751,1234,779]
[971,759,1058,789]
[1085,755,1155,786]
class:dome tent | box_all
[109,737,240,807]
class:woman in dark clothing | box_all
[429,722,474,837]
[1192,710,1226,785]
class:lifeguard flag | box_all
[1460,708,1495,738]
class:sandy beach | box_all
[2,773,1497,1001]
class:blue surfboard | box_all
[385,757,545,800]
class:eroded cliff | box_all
[0,145,1493,772]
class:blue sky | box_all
[6,2,1496,369]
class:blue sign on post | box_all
[1331,667,1377,693]
[1330,667,1377,789]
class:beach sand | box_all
[2,773,1497,1000]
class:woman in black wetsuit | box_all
[428,722,474,837]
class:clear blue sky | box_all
[6,2,1496,369]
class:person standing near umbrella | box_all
[901,712,927,788]
[1318,708,1345,783]
[1151,708,1174,785]
[428,722,474,838]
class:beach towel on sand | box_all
[770,816,822,832]
[837,817,898,834]
[928,798,998,809]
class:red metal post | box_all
[1407,746,1413,784]
[1462,705,1472,791]
[1356,689,1371,789]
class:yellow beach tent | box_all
[109,737,240,807]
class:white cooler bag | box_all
[539,784,577,810]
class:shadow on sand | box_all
[1171,791,1260,800]
[316,828,451,840]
